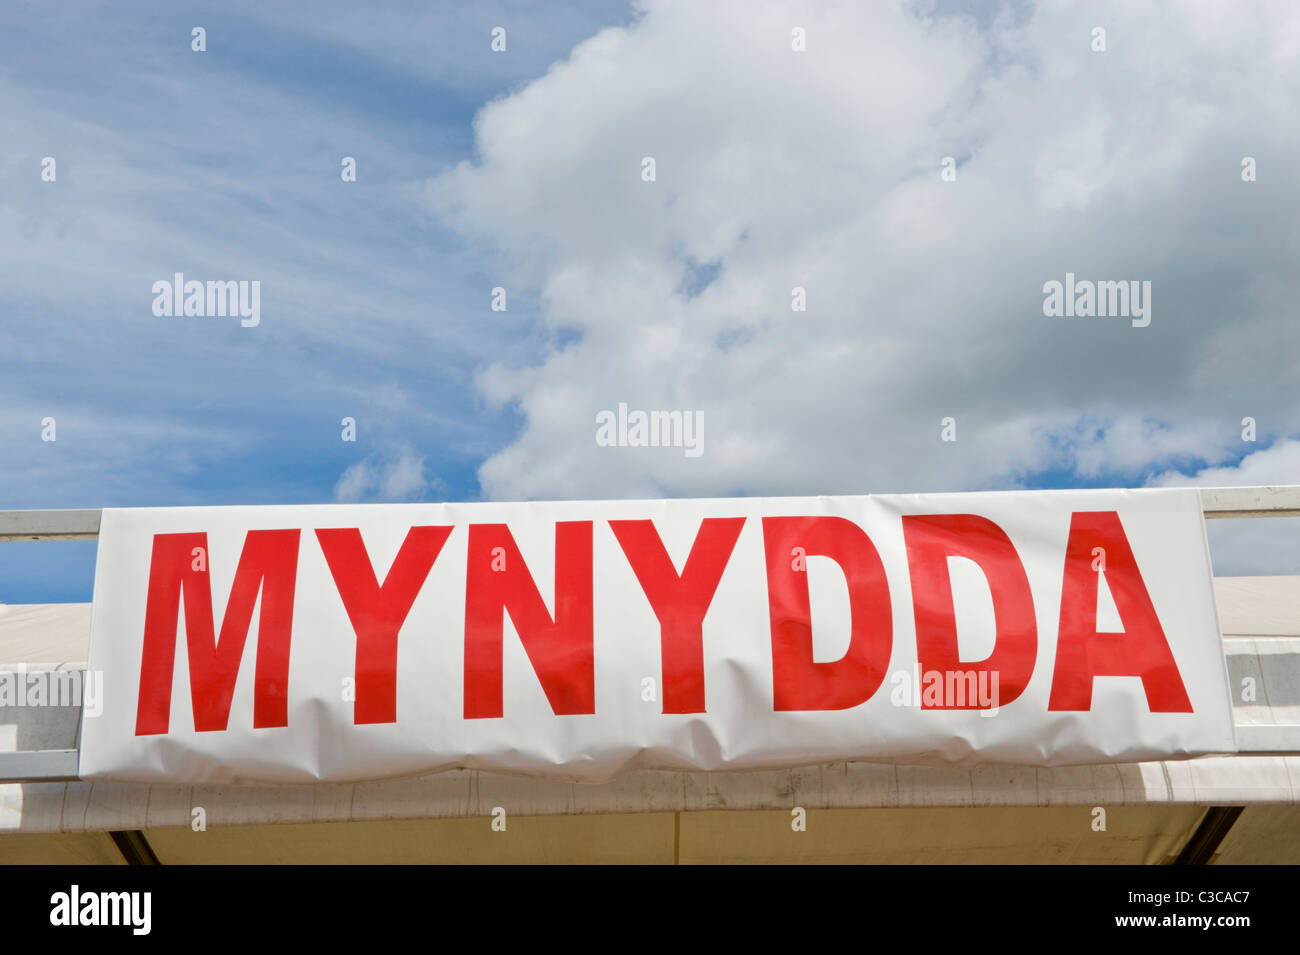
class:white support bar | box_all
[1200,486,1300,518]
[0,509,101,542]
[0,750,79,782]
[1234,725,1300,753]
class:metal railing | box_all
[2,486,1298,542]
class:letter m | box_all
[1098,280,1129,316]
[206,280,239,317]
[136,530,301,735]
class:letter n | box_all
[136,530,302,734]
[464,522,594,717]
[1048,512,1192,712]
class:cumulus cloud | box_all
[1151,438,1300,490]
[428,0,1300,508]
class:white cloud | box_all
[428,0,1300,502]
[1151,438,1300,490]
[334,445,435,503]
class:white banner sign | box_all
[80,489,1236,784]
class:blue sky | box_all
[0,1,639,599]
[3,0,1300,601]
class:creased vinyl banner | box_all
[79,488,1236,784]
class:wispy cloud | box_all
[334,445,439,503]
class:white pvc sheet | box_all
[79,489,1236,784]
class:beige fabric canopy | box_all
[2,575,1297,863]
